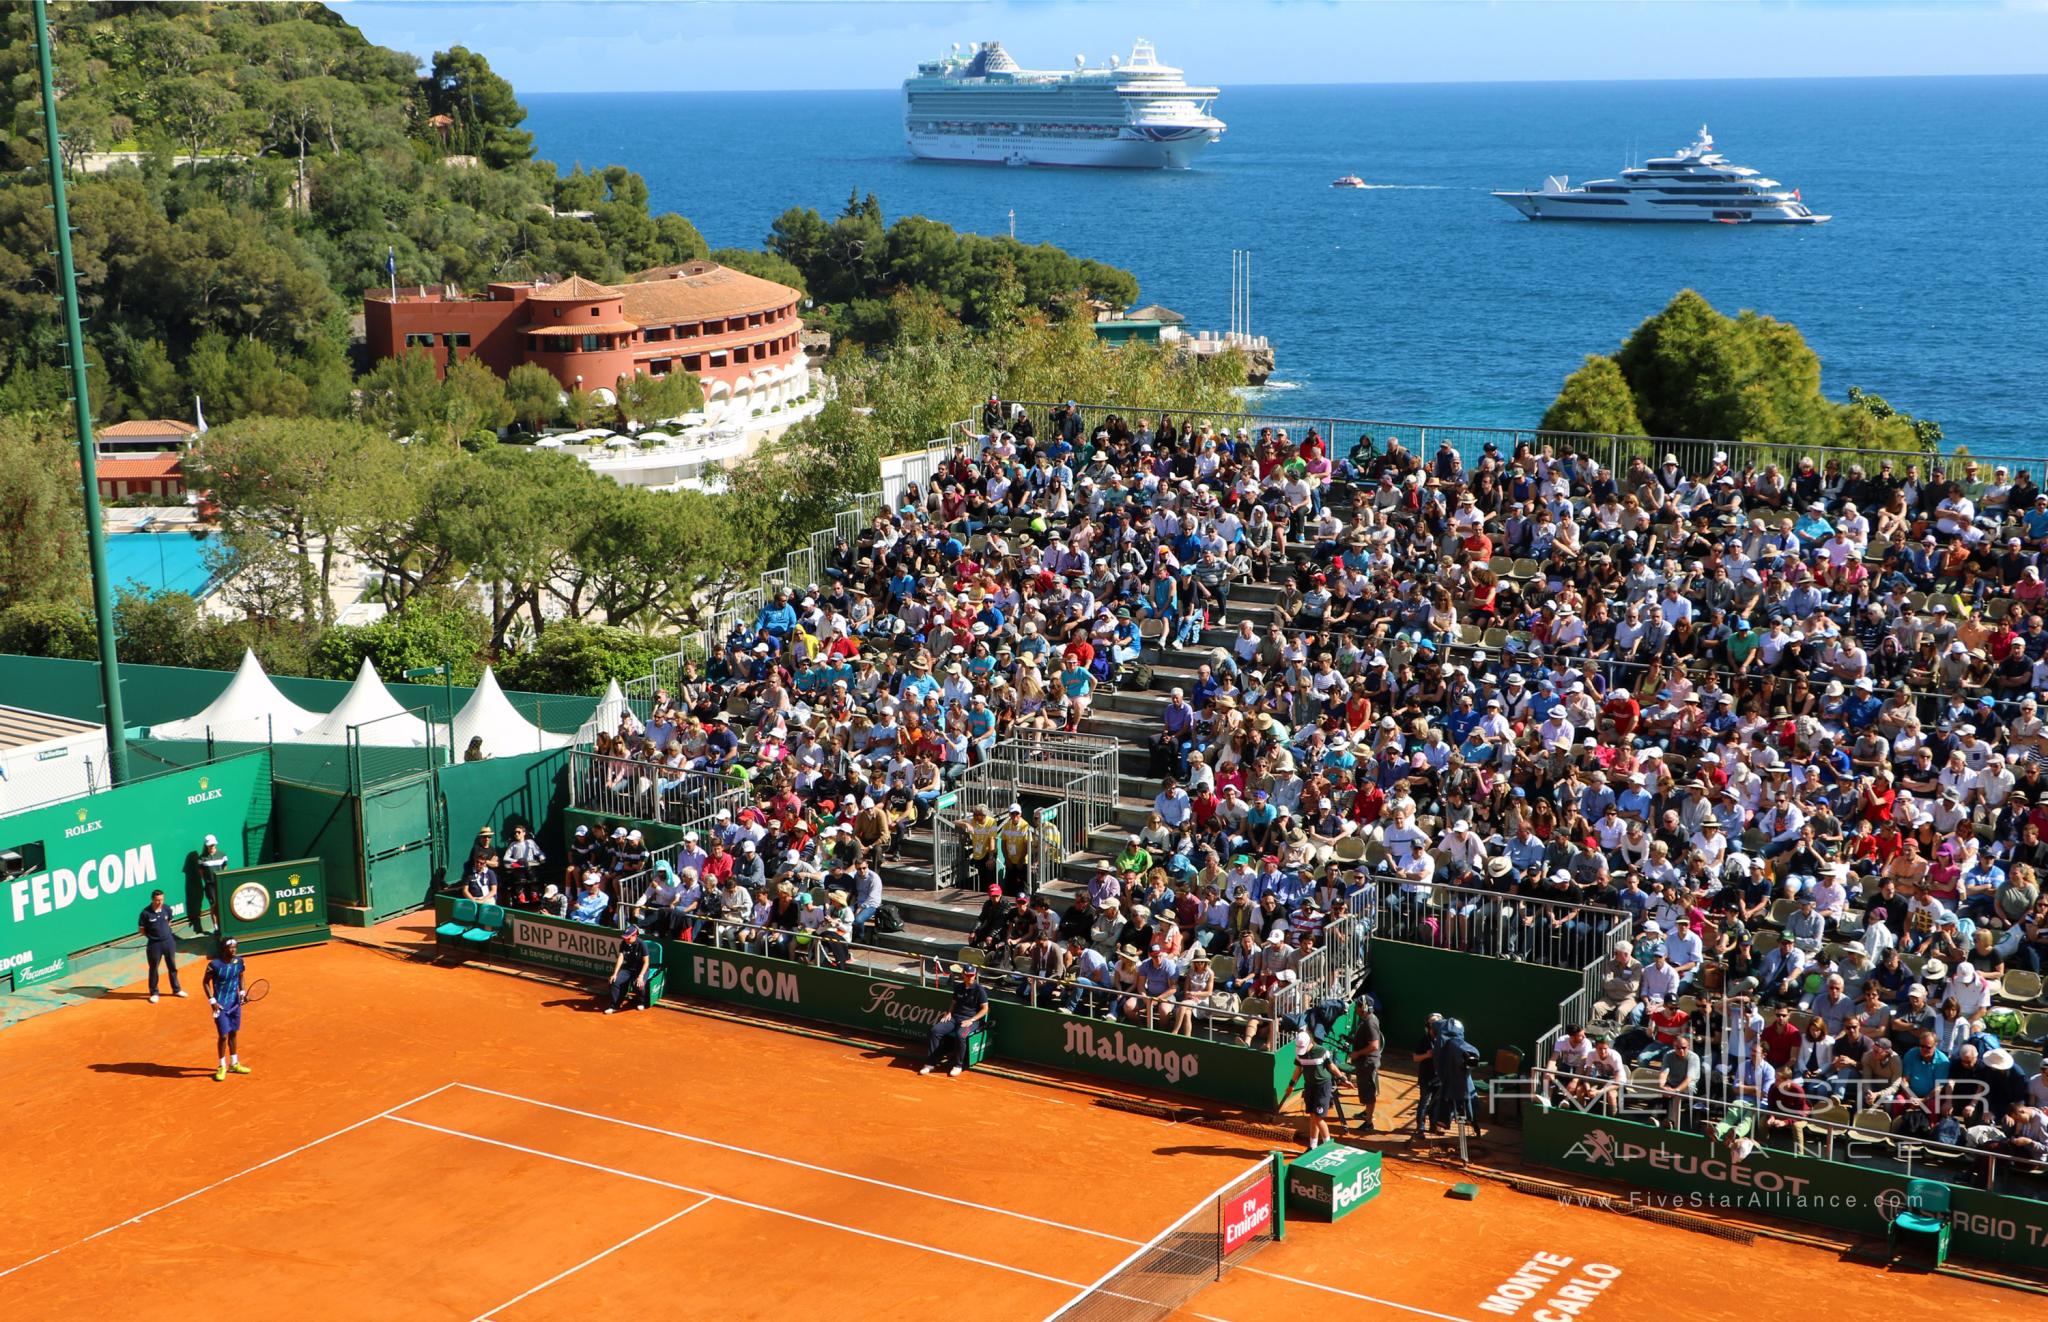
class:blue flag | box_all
[387,246,397,277]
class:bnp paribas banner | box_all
[2,752,270,983]
[1525,1106,2048,1269]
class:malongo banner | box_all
[3,752,270,988]
[1526,1106,2048,1269]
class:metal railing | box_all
[566,749,748,828]
[1368,879,1633,973]
[878,419,974,511]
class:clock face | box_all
[230,881,270,923]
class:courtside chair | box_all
[462,904,505,943]
[1888,1179,1952,1266]
[641,939,666,1008]
[437,899,478,941]
[961,1017,991,1069]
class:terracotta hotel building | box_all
[363,260,809,418]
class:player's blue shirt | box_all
[207,956,244,1005]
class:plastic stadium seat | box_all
[437,899,477,938]
[1994,969,2044,1005]
[1888,1179,1951,1266]
[463,904,505,943]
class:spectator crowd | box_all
[453,398,2048,1173]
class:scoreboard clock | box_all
[216,858,330,955]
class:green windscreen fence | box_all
[271,781,361,908]
[1367,940,1583,1069]
[437,750,570,882]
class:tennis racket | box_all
[240,979,270,1006]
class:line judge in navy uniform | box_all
[138,888,185,1003]
[920,962,989,1078]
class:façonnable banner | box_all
[2,752,270,987]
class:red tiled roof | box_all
[527,275,622,303]
[100,419,197,438]
[619,261,799,325]
[96,455,184,480]
[524,319,640,336]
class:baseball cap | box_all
[203,834,218,847]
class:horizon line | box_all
[521,69,2048,96]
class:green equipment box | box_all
[1286,1142,1382,1222]
[218,859,331,955]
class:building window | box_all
[591,307,603,318]
[649,358,672,376]
[709,351,727,365]
[581,333,601,352]
[682,355,702,371]
[405,333,437,348]
[445,332,472,348]
[540,335,574,353]
[645,327,671,342]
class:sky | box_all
[341,0,2048,94]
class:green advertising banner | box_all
[218,859,330,955]
[2,752,271,983]
[1525,1106,2048,1269]
[425,894,1294,1107]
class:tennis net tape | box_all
[1044,1155,1280,1321]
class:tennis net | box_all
[1044,1153,1284,1321]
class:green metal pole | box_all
[34,0,127,785]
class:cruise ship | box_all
[1493,127,1829,224]
[903,40,1224,170]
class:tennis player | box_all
[203,937,253,1082]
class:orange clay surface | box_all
[0,919,2027,1322]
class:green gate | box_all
[357,773,441,922]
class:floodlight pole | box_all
[35,0,127,786]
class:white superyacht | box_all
[1494,126,1829,224]
[903,40,1224,170]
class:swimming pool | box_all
[104,531,227,599]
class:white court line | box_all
[386,1116,1085,1293]
[473,1194,713,1322]
[457,1082,1466,1320]
[454,1082,1131,1243]
[0,1081,458,1283]
[1240,1268,1474,1322]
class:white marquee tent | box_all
[453,667,571,755]
[149,650,321,742]
[298,658,435,747]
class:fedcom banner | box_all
[2,752,269,983]
[1525,1106,2048,1269]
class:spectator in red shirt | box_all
[1602,688,1642,741]
[1760,1003,1803,1069]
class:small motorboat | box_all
[1331,175,1366,188]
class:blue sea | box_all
[526,77,2048,454]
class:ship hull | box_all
[1494,193,1829,224]
[906,128,1219,170]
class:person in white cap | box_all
[195,833,229,934]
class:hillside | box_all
[0,3,1148,429]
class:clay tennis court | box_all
[0,925,2027,1321]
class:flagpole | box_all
[35,0,127,785]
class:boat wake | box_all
[1351,183,1447,190]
